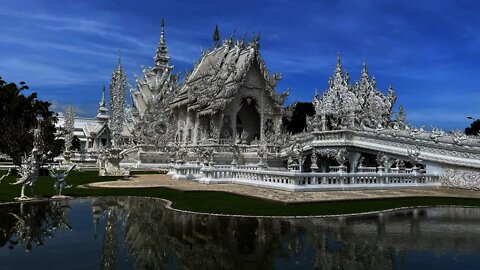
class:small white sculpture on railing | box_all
[230,143,241,166]
[376,152,390,173]
[310,150,319,171]
[257,143,268,168]
[335,149,348,172]
[407,147,422,173]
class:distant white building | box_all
[56,88,112,151]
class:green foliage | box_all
[465,119,480,136]
[0,76,61,164]
[282,102,315,134]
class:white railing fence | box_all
[170,163,439,192]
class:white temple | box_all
[57,19,480,191]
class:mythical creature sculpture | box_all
[48,164,76,196]
[230,143,241,165]
[310,150,319,171]
[376,152,390,169]
[407,148,422,168]
[335,149,348,167]
[257,143,268,166]
[11,149,42,199]
[98,148,130,177]
[0,168,13,183]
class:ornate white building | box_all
[56,88,111,151]
[56,20,480,191]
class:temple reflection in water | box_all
[1,199,479,269]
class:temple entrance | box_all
[236,97,260,144]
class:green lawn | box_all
[1,170,479,216]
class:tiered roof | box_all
[171,35,288,115]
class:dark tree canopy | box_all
[70,135,81,151]
[465,119,480,136]
[282,102,316,134]
[0,76,61,165]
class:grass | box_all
[1,170,479,216]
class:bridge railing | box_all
[172,164,439,191]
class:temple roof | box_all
[171,36,287,115]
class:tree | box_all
[282,102,316,134]
[70,135,81,151]
[465,119,480,136]
[0,76,61,165]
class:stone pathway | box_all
[85,174,480,203]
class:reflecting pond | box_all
[1,198,479,270]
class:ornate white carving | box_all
[110,53,127,148]
[440,168,480,190]
[63,105,75,151]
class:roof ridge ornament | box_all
[154,17,170,70]
[100,85,106,107]
[213,24,220,47]
[116,50,122,71]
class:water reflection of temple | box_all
[91,198,480,270]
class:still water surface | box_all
[0,198,479,270]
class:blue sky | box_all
[0,0,479,130]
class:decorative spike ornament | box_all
[213,24,220,47]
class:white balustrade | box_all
[171,163,440,191]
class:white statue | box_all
[48,164,76,197]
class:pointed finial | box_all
[213,24,220,47]
[100,85,106,107]
[154,17,170,69]
[117,49,121,66]
[160,17,166,44]
[335,53,343,73]
[388,82,394,93]
[361,58,369,80]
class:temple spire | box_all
[213,24,220,47]
[334,53,343,77]
[117,50,121,66]
[336,53,342,70]
[361,58,369,85]
[100,85,106,107]
[96,85,109,123]
[115,50,124,74]
[154,17,170,70]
